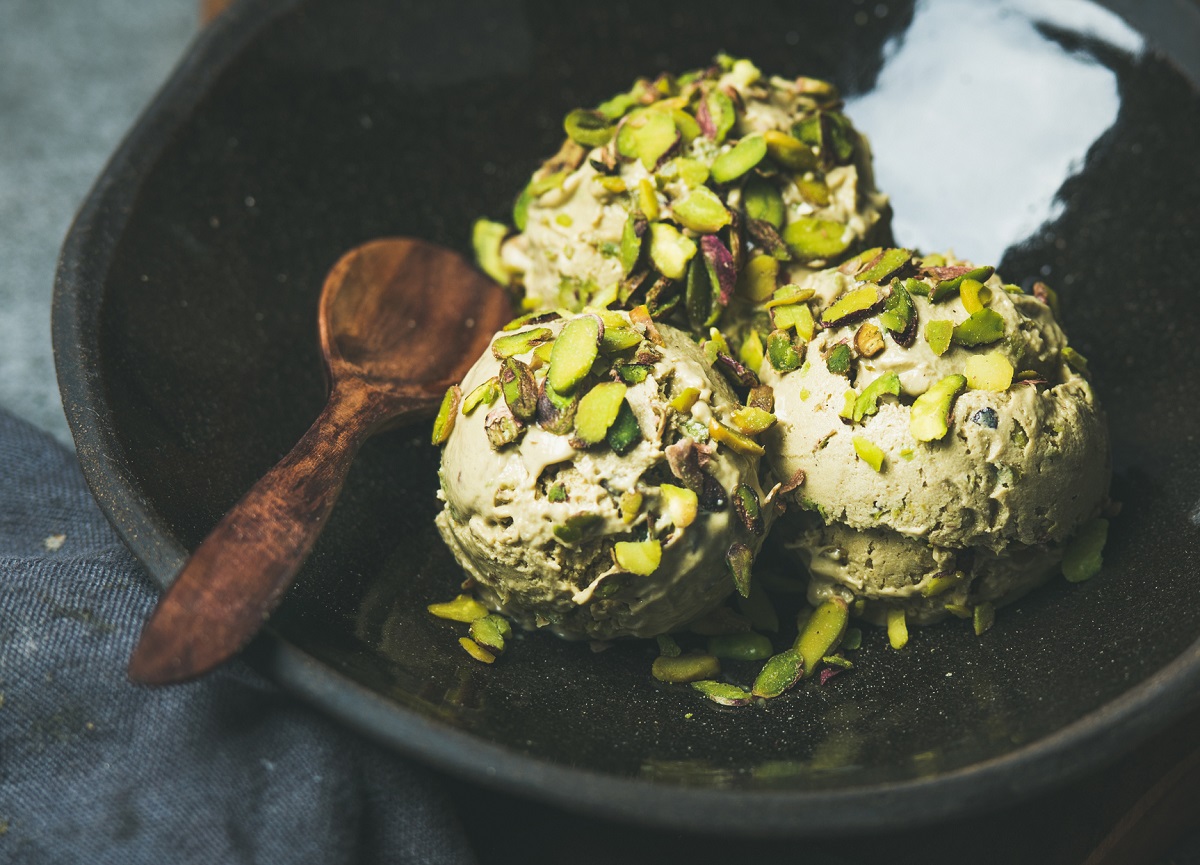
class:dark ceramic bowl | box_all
[53,0,1200,835]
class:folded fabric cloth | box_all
[0,409,476,865]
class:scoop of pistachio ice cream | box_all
[434,308,774,640]
[756,250,1110,624]
[473,55,891,334]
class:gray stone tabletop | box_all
[0,0,195,445]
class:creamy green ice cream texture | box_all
[435,310,772,639]
[758,252,1110,624]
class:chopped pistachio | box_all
[470,614,511,654]
[743,176,785,228]
[795,175,831,207]
[921,571,964,597]
[707,632,773,661]
[733,484,764,535]
[619,213,647,275]
[614,539,662,575]
[600,326,642,354]
[772,301,815,339]
[745,219,792,261]
[652,653,720,684]
[930,265,995,302]
[731,406,776,435]
[794,598,849,678]
[672,186,731,233]
[617,363,652,384]
[462,377,500,415]
[536,378,578,434]
[825,343,853,376]
[925,320,954,356]
[657,633,682,657]
[887,608,909,650]
[953,309,1006,347]
[752,650,804,698]
[699,88,736,143]
[726,541,754,598]
[594,175,627,194]
[691,680,753,706]
[685,255,717,331]
[428,594,488,623]
[636,177,660,221]
[878,281,917,347]
[965,352,1014,392]
[431,385,462,446]
[606,400,642,455]
[575,381,628,444]
[459,636,496,664]
[552,513,603,544]
[854,322,885,358]
[564,107,616,147]
[852,436,885,471]
[619,490,643,524]
[648,222,697,280]
[548,316,602,394]
[855,247,912,284]
[783,217,850,262]
[503,310,560,332]
[669,156,710,187]
[905,276,931,297]
[762,129,818,171]
[500,358,538,421]
[1063,517,1108,583]
[547,482,568,503]
[554,213,574,228]
[973,602,995,636]
[737,253,779,302]
[910,374,967,442]
[492,327,554,359]
[1063,346,1090,374]
[617,108,678,170]
[513,169,568,231]
[701,235,737,308]
[738,330,765,374]
[484,405,523,448]
[944,603,972,619]
[659,483,699,528]
[709,419,766,456]
[471,219,510,285]
[766,330,801,372]
[852,371,901,423]
[766,285,816,308]
[821,285,882,327]
[710,133,768,184]
[747,385,775,413]
[669,387,700,413]
[714,353,760,389]
[959,278,992,314]
[671,108,701,144]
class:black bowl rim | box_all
[51,0,1200,837]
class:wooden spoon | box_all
[127,237,512,685]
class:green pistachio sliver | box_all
[614,538,662,575]
[701,88,736,143]
[547,482,568,503]
[462,377,499,415]
[617,363,652,384]
[766,285,816,308]
[854,323,886,358]
[503,310,561,332]
[965,351,1014,392]
[762,129,818,172]
[709,419,765,457]
[930,266,995,302]
[637,177,661,221]
[648,222,697,280]
[747,385,775,413]
[707,632,773,661]
[672,186,731,233]
[852,436,885,472]
[855,247,912,284]
[954,309,1006,347]
[671,156,710,187]
[575,381,627,444]
[794,598,849,678]
[905,277,931,297]
[1063,346,1090,374]
[594,176,627,194]
[596,88,638,120]
[606,399,642,455]
[652,653,720,684]
[852,371,901,423]
[492,327,554,359]
[944,603,972,620]
[710,134,768,184]
[960,278,992,314]
[618,108,678,170]
[657,634,682,658]
[660,483,699,528]
[772,302,815,340]
[726,541,754,598]
[691,680,753,706]
[826,343,852,376]
[431,385,462,446]
[733,484,764,536]
[730,406,776,436]
[427,593,488,623]
[738,330,765,374]
[925,320,954,356]
[564,108,616,147]
[470,614,510,654]
[600,326,642,354]
[784,217,851,262]
[973,602,995,636]
[795,176,831,207]
[619,212,647,275]
[878,281,915,335]
[887,608,909,650]
[767,329,801,372]
[471,219,510,285]
[669,387,700,413]
[548,316,602,394]
[737,253,779,302]
[459,637,495,664]
[500,358,538,421]
[1063,517,1108,583]
[742,177,785,229]
[821,285,881,327]
[752,650,804,698]
[910,374,967,442]
[619,490,643,524]
[554,513,604,544]
[685,252,715,331]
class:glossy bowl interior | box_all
[54,0,1200,835]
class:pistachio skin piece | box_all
[431,385,462,446]
[1062,518,1108,583]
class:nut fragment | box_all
[431,385,462,446]
[751,649,804,698]
[462,377,500,415]
[924,319,954,356]
[1063,517,1108,583]
[794,598,849,679]
[652,653,720,684]
[691,680,753,706]
[825,343,852,376]
[852,371,900,423]
[614,539,663,575]
[710,133,767,184]
[500,358,538,421]
[821,286,883,328]
[965,351,1014,392]
[910,374,967,442]
[887,608,909,649]
[783,217,850,262]
[953,309,1006,347]
[767,329,801,372]
[574,381,628,445]
[548,316,602,394]
[854,323,885,358]
[428,594,488,623]
[491,327,554,359]
[708,419,765,456]
[672,186,731,233]
[726,541,754,597]
[852,436,885,472]
[855,247,912,284]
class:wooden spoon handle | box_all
[127,384,400,685]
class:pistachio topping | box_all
[659,483,699,528]
[1063,346,1090,374]
[691,680,753,706]
[431,385,462,446]
[794,598,849,679]
[672,186,731,233]
[887,608,909,649]
[825,343,852,376]
[484,404,523,448]
[461,377,499,415]
[747,385,775,413]
[738,252,779,302]
[852,371,901,423]
[491,327,554,359]
[738,330,765,373]
[710,133,768,184]
[547,482,568,503]
[973,602,995,636]
[709,419,766,456]
[910,374,967,442]
[470,614,512,654]
[929,265,995,302]
[730,406,776,435]
[821,285,883,328]
[700,235,737,308]
[652,653,721,684]
[878,281,917,346]
[548,316,602,394]
[669,387,700,413]
[648,222,698,280]
[959,278,992,314]
[563,107,616,148]
[751,650,804,698]
[743,176,785,228]
[1062,517,1108,583]
[953,308,1006,346]
[500,357,538,421]
[606,399,643,455]
[924,319,954,356]
[574,381,628,445]
[854,322,885,358]
[852,436,885,471]
[772,301,815,340]
[733,484,764,535]
[855,247,912,284]
[714,353,760,389]
[472,219,511,285]
[698,87,736,143]
[726,541,754,597]
[618,107,678,170]
[459,636,496,664]
[707,632,773,661]
[965,351,1014,392]
[619,490,643,524]
[762,129,818,172]
[427,594,488,623]
[783,217,851,262]
[614,539,663,575]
